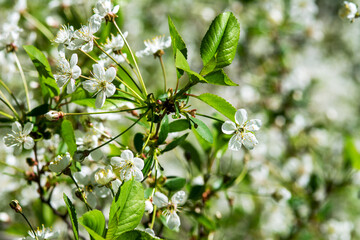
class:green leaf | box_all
[190,116,213,144]
[204,70,238,86]
[200,12,240,69]
[134,133,145,153]
[106,180,145,240]
[115,230,161,240]
[169,119,190,132]
[164,177,186,191]
[63,194,79,240]
[162,133,189,153]
[27,104,50,116]
[61,120,77,155]
[195,93,236,122]
[72,98,128,109]
[79,210,106,240]
[175,49,206,82]
[158,115,169,145]
[23,45,59,102]
[142,154,154,177]
[168,16,187,79]
[181,141,202,170]
[344,136,360,170]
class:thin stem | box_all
[89,109,150,153]
[69,173,92,211]
[20,212,38,240]
[196,113,224,122]
[80,75,91,80]
[0,111,14,119]
[22,11,54,41]
[115,87,139,99]
[159,56,167,92]
[0,79,22,110]
[112,20,148,96]
[79,49,98,63]
[234,163,248,185]
[0,97,20,120]
[64,107,147,116]
[142,109,154,153]
[13,52,31,111]
[150,205,157,229]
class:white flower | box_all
[321,219,354,240]
[153,191,186,230]
[4,121,34,154]
[145,199,154,214]
[0,13,23,51]
[44,110,64,121]
[54,53,81,93]
[95,166,115,185]
[93,0,119,21]
[111,150,144,182]
[82,64,116,108]
[339,1,358,21]
[23,225,59,240]
[136,35,171,57]
[49,152,71,173]
[103,33,127,53]
[54,25,75,49]
[272,187,292,203]
[222,109,262,151]
[71,15,101,52]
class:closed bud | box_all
[9,200,22,213]
[44,110,64,121]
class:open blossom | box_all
[0,13,23,52]
[153,191,186,230]
[49,152,71,173]
[71,15,101,52]
[23,225,59,240]
[93,0,119,22]
[54,24,74,49]
[136,35,171,57]
[82,64,116,108]
[54,53,81,93]
[4,122,34,154]
[222,109,261,151]
[339,1,358,21]
[111,150,144,182]
[95,166,115,185]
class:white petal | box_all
[166,212,180,230]
[145,200,153,214]
[235,109,247,126]
[55,75,68,87]
[242,132,258,150]
[105,67,116,82]
[134,168,144,181]
[81,41,94,52]
[70,54,78,68]
[245,119,262,132]
[4,135,17,147]
[133,157,144,170]
[23,136,34,149]
[72,65,81,79]
[82,80,99,93]
[105,83,116,97]
[23,122,33,135]
[153,192,168,208]
[14,144,23,155]
[228,134,242,151]
[93,64,105,80]
[110,157,124,167]
[95,91,106,108]
[90,14,101,33]
[87,192,97,209]
[121,150,134,160]
[113,5,120,14]
[12,121,22,133]
[171,191,186,205]
[67,79,76,94]
[221,121,236,135]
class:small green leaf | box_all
[27,104,50,116]
[106,180,145,240]
[61,120,77,155]
[162,133,189,153]
[200,12,240,69]
[344,136,360,170]
[115,230,161,240]
[181,141,202,170]
[23,45,59,102]
[175,49,206,82]
[142,153,154,177]
[195,93,236,122]
[190,116,213,144]
[134,133,145,153]
[204,70,238,86]
[79,210,106,240]
[158,115,169,145]
[169,119,190,132]
[164,177,186,191]
[63,194,79,240]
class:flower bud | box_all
[9,200,22,213]
[44,110,64,121]
[144,199,153,214]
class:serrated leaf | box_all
[169,119,190,132]
[79,210,106,240]
[164,177,186,191]
[190,116,213,144]
[23,45,59,102]
[204,70,238,86]
[158,115,169,145]
[175,49,206,82]
[195,93,236,122]
[27,103,50,116]
[61,120,77,155]
[168,16,187,79]
[162,133,189,153]
[115,230,161,240]
[106,180,145,240]
[63,194,79,240]
[200,12,240,69]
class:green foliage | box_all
[162,133,189,153]
[344,136,360,169]
[61,120,77,155]
[190,116,213,144]
[164,177,186,191]
[23,45,59,102]
[27,103,49,116]
[63,194,79,240]
[204,70,238,86]
[169,119,190,132]
[158,114,169,144]
[195,93,236,122]
[79,210,106,240]
[175,49,206,82]
[115,230,161,240]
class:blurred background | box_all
[1,0,360,239]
